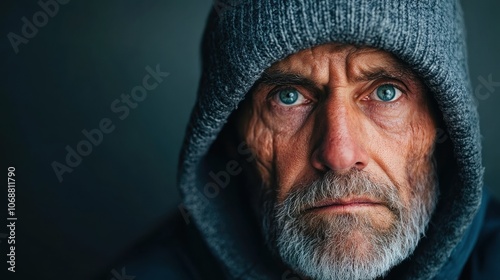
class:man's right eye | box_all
[370,84,403,102]
[274,88,306,106]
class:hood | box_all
[177,0,485,279]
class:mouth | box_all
[305,197,386,214]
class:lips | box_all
[305,197,385,213]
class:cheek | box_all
[388,109,436,161]
[241,107,276,185]
[405,111,436,182]
[367,104,436,201]
[273,130,313,201]
[400,97,436,159]
[241,104,314,200]
[391,108,436,203]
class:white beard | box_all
[261,166,438,280]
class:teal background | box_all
[1,1,499,279]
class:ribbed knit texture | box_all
[178,0,484,279]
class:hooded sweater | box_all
[110,1,500,279]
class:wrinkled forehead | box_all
[264,43,417,85]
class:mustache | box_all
[276,170,404,219]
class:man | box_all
[114,0,500,279]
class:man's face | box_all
[237,44,439,279]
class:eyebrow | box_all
[258,70,319,88]
[353,65,415,83]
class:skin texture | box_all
[236,43,437,238]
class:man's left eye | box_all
[275,88,306,106]
[371,84,402,102]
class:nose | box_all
[311,98,370,174]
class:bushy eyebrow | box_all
[258,70,318,88]
[353,65,415,83]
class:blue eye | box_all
[374,84,401,102]
[277,88,304,106]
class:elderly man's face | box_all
[237,44,439,279]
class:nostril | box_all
[311,136,369,173]
[354,160,368,170]
[311,148,329,172]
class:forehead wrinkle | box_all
[258,44,415,94]
[266,44,348,86]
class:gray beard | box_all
[260,164,438,280]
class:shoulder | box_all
[97,211,227,280]
[461,191,500,279]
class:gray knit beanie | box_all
[178,0,484,279]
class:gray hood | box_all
[178,0,484,279]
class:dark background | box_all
[1,1,499,279]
